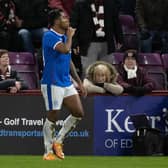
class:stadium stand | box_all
[100,52,167,89]
[8,52,40,89]
[100,52,124,69]
[148,71,167,90]
[161,54,168,71]
[138,53,164,72]
[119,14,138,49]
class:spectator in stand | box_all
[0,0,21,51]
[83,61,123,95]
[70,0,124,75]
[13,0,49,54]
[117,50,156,96]
[136,0,168,53]
[48,0,75,18]
[0,49,28,92]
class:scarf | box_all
[90,0,105,37]
[124,64,138,79]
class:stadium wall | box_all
[0,90,168,155]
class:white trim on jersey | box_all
[53,41,62,50]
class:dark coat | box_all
[135,0,168,31]
[117,64,156,95]
[0,66,28,90]
[70,0,124,55]
[0,0,16,31]
[14,0,49,29]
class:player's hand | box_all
[78,83,87,97]
[15,81,21,90]
[66,27,76,38]
[9,87,18,93]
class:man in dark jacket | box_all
[70,0,124,75]
[13,0,49,54]
[0,49,28,92]
[136,0,168,53]
[0,0,21,51]
[117,50,156,96]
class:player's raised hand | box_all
[66,27,76,38]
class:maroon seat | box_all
[9,52,35,65]
[138,53,163,72]
[100,52,124,68]
[147,71,167,90]
[160,54,168,89]
[161,54,168,71]
[11,65,39,89]
[17,71,39,89]
[112,52,124,65]
[9,52,39,89]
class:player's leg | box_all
[53,85,84,159]
[57,93,84,140]
[41,85,64,160]
[42,110,58,160]
[53,94,83,159]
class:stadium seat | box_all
[100,52,124,68]
[9,52,35,65]
[161,54,168,71]
[119,14,138,49]
[15,71,39,89]
[8,52,39,89]
[147,71,167,90]
[138,53,164,72]
[112,52,124,65]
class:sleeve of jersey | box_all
[45,33,62,50]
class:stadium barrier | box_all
[0,90,168,155]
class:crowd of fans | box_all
[0,0,167,94]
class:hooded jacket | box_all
[83,61,123,95]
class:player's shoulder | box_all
[44,30,54,36]
[43,30,60,41]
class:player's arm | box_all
[55,27,75,54]
[70,61,87,96]
[70,60,82,85]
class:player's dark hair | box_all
[48,8,63,27]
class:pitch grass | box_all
[0,156,168,168]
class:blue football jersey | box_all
[41,29,72,87]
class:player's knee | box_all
[79,110,84,118]
[73,109,84,118]
[46,110,59,122]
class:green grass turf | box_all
[0,156,168,168]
